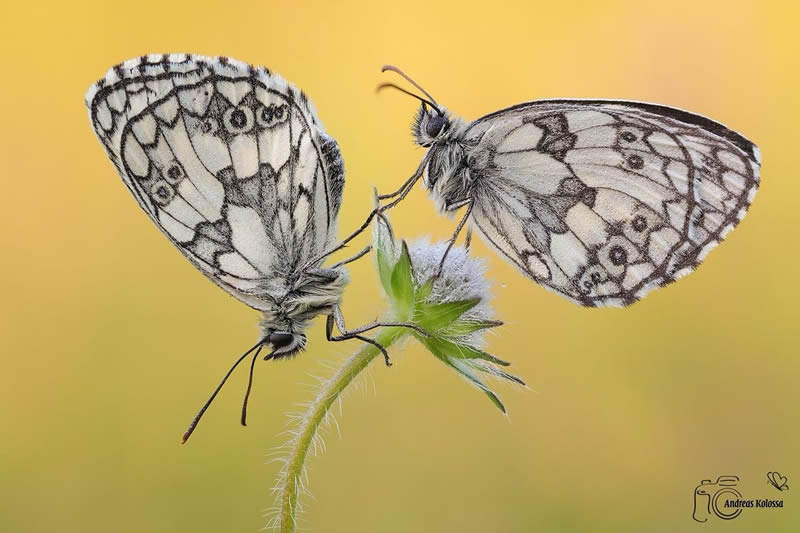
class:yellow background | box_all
[1,1,797,531]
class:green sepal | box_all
[437,355,507,414]
[390,241,415,317]
[454,364,506,413]
[421,335,512,367]
[415,297,481,332]
[488,367,526,386]
[444,319,504,337]
[414,276,434,304]
[375,230,394,299]
[480,388,506,413]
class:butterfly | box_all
[767,471,789,491]
[372,66,761,307]
[85,54,420,442]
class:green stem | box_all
[278,327,408,533]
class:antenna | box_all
[380,65,443,115]
[181,340,264,444]
[376,82,439,111]
[241,348,274,426]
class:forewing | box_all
[465,100,760,306]
[86,54,344,310]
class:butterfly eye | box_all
[269,332,295,349]
[425,115,447,138]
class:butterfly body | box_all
[86,54,347,357]
[409,98,761,307]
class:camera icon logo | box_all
[692,475,743,522]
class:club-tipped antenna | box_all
[181,340,264,444]
[240,347,272,426]
[381,65,442,114]
[377,82,439,112]
[382,65,438,105]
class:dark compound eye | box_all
[269,332,295,348]
[425,114,447,138]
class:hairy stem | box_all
[278,327,408,533]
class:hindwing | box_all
[464,100,760,306]
[86,54,345,310]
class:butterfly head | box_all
[380,65,458,147]
[264,330,307,358]
[258,266,349,358]
[412,103,452,147]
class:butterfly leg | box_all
[304,155,432,270]
[326,314,391,366]
[329,245,372,269]
[305,212,381,269]
[304,215,374,269]
[377,155,429,200]
[304,268,340,282]
[331,305,429,338]
[326,305,430,366]
[464,228,473,251]
[435,200,474,278]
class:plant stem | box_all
[278,327,408,533]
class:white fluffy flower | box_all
[373,217,523,412]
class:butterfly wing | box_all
[86,54,344,311]
[463,100,760,306]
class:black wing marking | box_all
[465,101,759,306]
[86,54,344,310]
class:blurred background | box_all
[1,1,797,531]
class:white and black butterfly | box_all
[86,54,419,442]
[375,66,761,307]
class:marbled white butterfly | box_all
[86,54,419,442]
[375,66,760,307]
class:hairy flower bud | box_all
[373,216,524,412]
